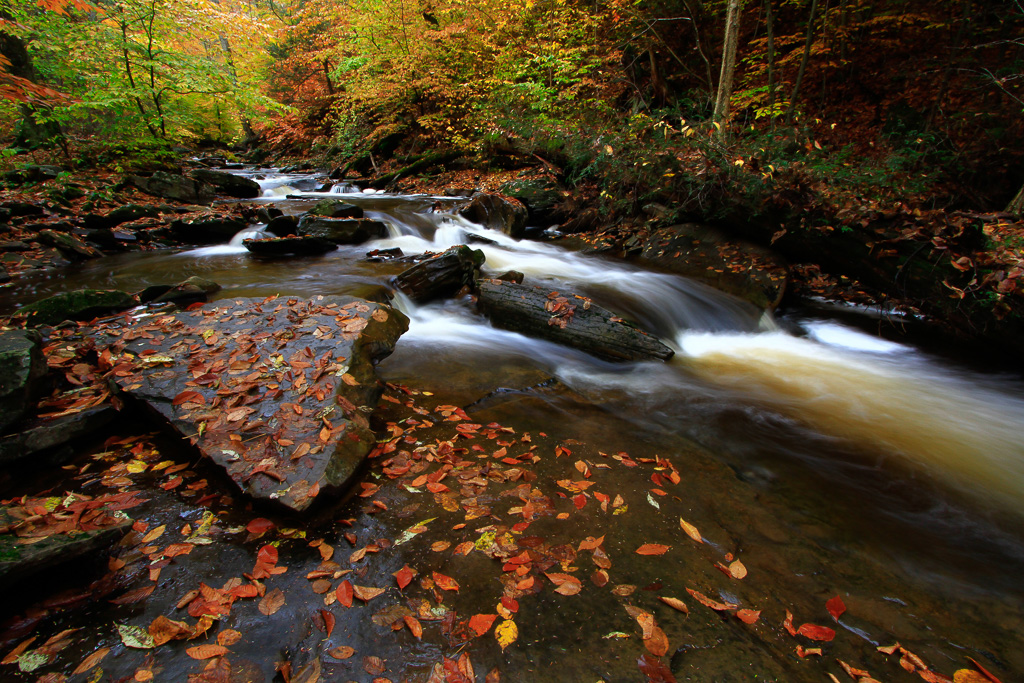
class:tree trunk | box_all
[0,22,64,149]
[787,0,819,124]
[1007,183,1024,216]
[713,0,744,132]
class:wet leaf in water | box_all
[796,623,835,641]
[110,584,155,605]
[432,572,460,592]
[469,614,498,637]
[217,629,242,647]
[636,544,670,556]
[658,596,688,614]
[117,623,156,649]
[735,609,761,624]
[495,619,518,650]
[644,626,670,657]
[246,517,274,536]
[578,536,604,551]
[796,645,822,658]
[545,572,582,595]
[637,653,677,682]
[141,524,166,544]
[71,647,110,675]
[363,655,385,675]
[967,657,1004,683]
[327,646,355,660]
[148,616,193,645]
[394,565,415,591]
[727,560,747,579]
[321,609,335,637]
[337,580,354,607]
[685,589,737,612]
[783,610,798,636]
[955,671,993,683]
[826,595,846,620]
[353,585,386,601]
[591,570,609,587]
[186,644,228,660]
[259,588,285,615]
[678,517,702,543]
[404,615,423,639]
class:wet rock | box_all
[364,247,404,262]
[36,229,102,260]
[494,270,525,284]
[498,177,565,224]
[458,193,527,239]
[84,228,139,251]
[4,164,62,184]
[255,206,283,224]
[0,406,117,466]
[126,171,215,204]
[265,215,299,236]
[393,245,484,303]
[139,276,222,306]
[476,279,675,362]
[0,501,131,587]
[169,215,247,244]
[20,289,138,327]
[0,241,32,252]
[465,233,498,246]
[102,295,408,512]
[190,169,262,198]
[638,223,789,310]
[559,207,601,234]
[297,216,388,244]
[84,203,161,230]
[0,329,47,433]
[244,235,337,257]
[308,198,363,219]
[0,200,44,217]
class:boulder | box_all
[126,171,215,204]
[4,165,62,184]
[190,169,262,198]
[101,296,408,512]
[637,223,789,310]
[0,330,47,433]
[498,177,566,224]
[307,199,363,219]
[170,215,247,244]
[476,279,675,362]
[20,289,137,327]
[36,229,102,260]
[244,235,337,257]
[0,200,44,217]
[84,204,161,230]
[138,276,222,306]
[265,215,299,236]
[458,193,527,239]
[0,406,117,466]
[297,216,388,244]
[393,245,484,303]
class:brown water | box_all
[2,171,1022,681]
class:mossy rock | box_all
[21,289,137,326]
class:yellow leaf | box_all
[679,517,702,543]
[495,619,518,651]
[126,460,148,474]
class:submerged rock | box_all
[458,193,527,238]
[476,279,674,362]
[307,198,364,219]
[103,296,408,512]
[393,245,484,303]
[20,289,137,327]
[0,406,117,466]
[244,235,337,257]
[189,169,261,198]
[297,216,388,244]
[0,329,47,433]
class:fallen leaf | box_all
[636,544,670,556]
[796,623,835,642]
[638,653,678,682]
[72,647,110,675]
[967,657,1004,683]
[679,518,702,543]
[217,630,242,647]
[187,644,228,660]
[321,610,335,637]
[337,580,354,607]
[686,588,737,612]
[658,597,688,614]
[353,585,386,601]
[826,595,846,621]
[432,571,460,592]
[469,614,498,637]
[545,572,582,595]
[796,645,822,658]
[394,565,415,591]
[495,620,518,651]
[404,615,423,639]
[644,626,669,657]
[327,646,355,660]
[727,560,747,579]
[117,623,155,649]
[259,588,285,615]
[363,655,385,675]
[955,671,993,683]
[735,609,761,625]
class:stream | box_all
[2,170,1023,681]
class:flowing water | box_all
[4,170,1024,678]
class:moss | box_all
[21,289,137,326]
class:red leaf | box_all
[826,595,846,621]
[735,609,761,625]
[638,653,677,682]
[246,518,275,535]
[432,571,460,592]
[796,623,835,642]
[321,609,335,637]
[636,544,670,556]
[394,565,415,591]
[468,614,498,637]
[336,580,353,607]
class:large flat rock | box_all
[100,296,408,512]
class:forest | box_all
[0,1,1023,682]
